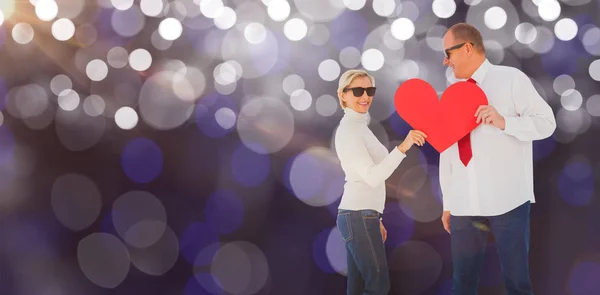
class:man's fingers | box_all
[484,115,493,124]
[474,105,487,117]
[475,106,490,123]
[476,113,483,123]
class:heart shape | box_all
[394,78,488,153]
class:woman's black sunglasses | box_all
[343,87,376,97]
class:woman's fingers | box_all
[411,134,425,146]
[407,130,428,147]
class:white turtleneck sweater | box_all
[334,108,407,214]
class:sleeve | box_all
[502,71,557,141]
[438,149,452,211]
[336,127,406,188]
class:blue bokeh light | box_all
[0,77,6,111]
[204,190,244,235]
[325,226,347,274]
[281,155,294,193]
[286,148,344,207]
[263,216,316,294]
[197,28,227,56]
[0,167,14,191]
[312,227,337,274]
[436,279,452,295]
[266,32,292,75]
[425,233,452,264]
[193,273,223,295]
[121,137,163,183]
[230,142,270,187]
[541,38,585,77]
[195,93,238,138]
[325,174,345,202]
[99,211,119,236]
[326,196,342,217]
[0,27,5,52]
[93,8,131,46]
[0,125,16,167]
[287,153,325,202]
[183,276,215,295]
[533,135,556,161]
[568,261,600,295]
[574,13,597,39]
[587,207,600,247]
[558,161,594,206]
[382,202,415,248]
[329,10,369,51]
[389,112,412,138]
[110,7,145,38]
[429,168,444,205]
[179,222,220,265]
[418,149,429,167]
[291,43,330,77]
[248,31,289,76]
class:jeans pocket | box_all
[337,213,353,242]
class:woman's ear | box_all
[338,91,346,108]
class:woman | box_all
[335,69,426,295]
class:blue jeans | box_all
[337,209,390,295]
[450,201,533,295]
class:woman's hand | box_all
[380,220,387,242]
[397,130,427,153]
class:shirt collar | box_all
[469,58,491,84]
[343,107,370,124]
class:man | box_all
[439,23,556,295]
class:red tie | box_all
[458,78,477,166]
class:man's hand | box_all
[475,105,505,130]
[380,220,387,242]
[441,211,451,234]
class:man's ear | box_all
[466,43,475,57]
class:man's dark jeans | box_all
[450,201,534,295]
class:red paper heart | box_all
[394,78,488,153]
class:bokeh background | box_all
[0,0,599,294]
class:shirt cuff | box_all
[501,116,516,136]
[389,146,407,162]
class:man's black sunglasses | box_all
[343,87,376,97]
[444,42,474,59]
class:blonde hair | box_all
[337,69,375,108]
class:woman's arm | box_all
[336,128,406,188]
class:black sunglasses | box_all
[343,87,376,97]
[444,42,474,59]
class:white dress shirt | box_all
[335,108,407,214]
[439,59,557,216]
